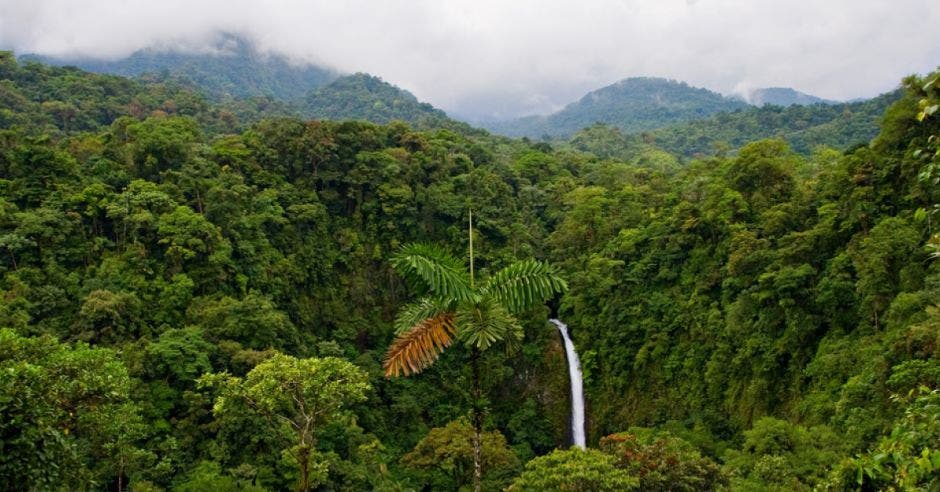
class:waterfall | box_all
[550,319,586,448]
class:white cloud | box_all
[1,0,938,120]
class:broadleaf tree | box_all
[201,353,370,492]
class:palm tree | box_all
[383,216,566,492]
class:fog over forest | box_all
[2,0,938,119]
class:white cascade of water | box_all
[550,319,586,448]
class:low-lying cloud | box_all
[1,0,938,120]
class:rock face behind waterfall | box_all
[550,319,586,448]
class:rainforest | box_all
[1,28,940,492]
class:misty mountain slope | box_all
[22,34,339,102]
[0,50,305,135]
[643,89,901,156]
[745,87,837,106]
[25,38,476,131]
[485,77,750,138]
[302,73,465,129]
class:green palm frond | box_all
[394,297,454,335]
[481,259,568,313]
[455,299,521,351]
[503,322,524,356]
[391,243,477,303]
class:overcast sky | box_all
[1,0,939,120]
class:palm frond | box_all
[383,313,456,377]
[393,297,453,335]
[481,259,567,313]
[455,300,521,351]
[391,243,476,302]
[503,322,525,356]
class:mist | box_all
[1,0,938,120]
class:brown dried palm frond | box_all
[383,313,456,377]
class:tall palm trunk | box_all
[471,346,483,492]
[468,208,483,492]
[383,210,566,490]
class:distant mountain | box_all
[563,90,899,161]
[745,87,836,106]
[643,90,901,157]
[21,34,338,102]
[302,73,458,128]
[484,77,750,138]
[0,49,298,136]
[23,39,477,131]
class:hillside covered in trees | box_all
[643,90,902,157]
[484,77,751,138]
[31,38,892,156]
[25,37,468,133]
[1,51,939,491]
[560,91,900,164]
[302,73,468,131]
[24,34,339,102]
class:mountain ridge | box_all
[19,39,880,144]
[20,33,339,102]
[20,36,473,131]
[303,73,451,126]
[743,86,837,106]
[483,76,751,138]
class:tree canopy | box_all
[1,54,938,490]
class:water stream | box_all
[550,319,585,448]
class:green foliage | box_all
[384,241,566,374]
[599,428,727,491]
[723,417,845,490]
[202,353,370,491]
[825,388,940,491]
[851,216,924,329]
[547,72,940,482]
[172,461,268,492]
[507,448,639,491]
[145,327,214,385]
[0,50,296,137]
[385,240,566,491]
[480,259,568,314]
[0,329,148,489]
[3,54,940,490]
[187,293,300,352]
[303,73,470,131]
[644,90,900,157]
[401,418,520,490]
[390,242,475,303]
